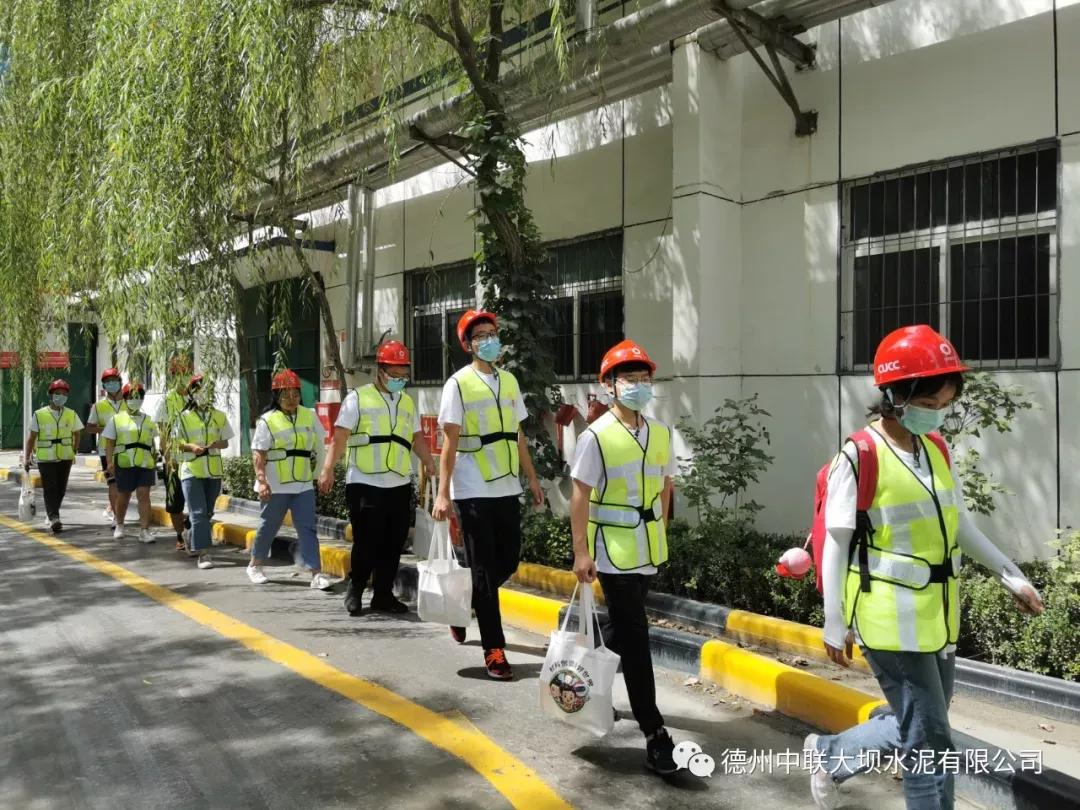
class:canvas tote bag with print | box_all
[538,584,621,737]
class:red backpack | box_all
[794,429,951,594]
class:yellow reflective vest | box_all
[585,411,670,570]
[34,407,78,462]
[455,368,520,482]
[346,385,415,477]
[112,411,155,469]
[844,433,961,653]
[261,407,317,484]
[93,396,127,429]
[175,409,228,479]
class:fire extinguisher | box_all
[586,393,609,424]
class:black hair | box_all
[466,316,496,342]
[867,371,965,418]
[603,361,653,384]
[125,386,146,398]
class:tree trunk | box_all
[230,277,261,429]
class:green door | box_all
[66,323,98,454]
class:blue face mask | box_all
[51,394,68,408]
[899,404,946,435]
[475,337,501,363]
[104,381,121,394]
[616,382,653,412]
[385,376,408,394]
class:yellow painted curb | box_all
[213,522,256,550]
[75,456,100,470]
[94,471,107,483]
[699,638,884,734]
[512,562,604,605]
[215,495,231,511]
[726,610,869,670]
[497,588,566,636]
[0,469,43,488]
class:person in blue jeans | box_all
[172,374,234,570]
[806,325,1044,810]
[247,369,331,590]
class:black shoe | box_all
[369,594,408,614]
[344,581,363,616]
[484,648,514,680]
[645,727,678,775]
[450,626,467,644]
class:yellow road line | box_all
[0,514,575,810]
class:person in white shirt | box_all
[432,311,545,681]
[569,340,678,776]
[87,366,126,527]
[103,383,157,544]
[248,369,331,590]
[319,341,437,615]
[24,379,84,533]
[805,325,1043,810]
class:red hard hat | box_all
[456,310,497,351]
[48,379,70,394]
[188,373,205,389]
[169,355,191,375]
[600,340,656,380]
[122,382,145,397]
[101,367,121,381]
[873,325,970,386]
[272,369,302,390]
[376,340,411,366]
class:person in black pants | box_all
[569,340,678,776]
[318,341,437,616]
[24,379,85,533]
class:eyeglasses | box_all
[615,374,652,385]
[471,329,498,341]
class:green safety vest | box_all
[455,368,520,482]
[261,407,317,484]
[176,409,228,479]
[585,411,670,570]
[844,435,961,653]
[112,411,155,470]
[346,385,415,477]
[94,396,127,429]
[34,407,78,462]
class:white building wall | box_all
[250,0,1078,560]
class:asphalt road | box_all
[0,474,947,810]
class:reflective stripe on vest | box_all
[346,386,414,477]
[262,408,316,484]
[844,435,960,654]
[34,407,77,461]
[94,397,126,428]
[176,409,227,478]
[455,368,519,482]
[113,412,155,469]
[585,411,670,571]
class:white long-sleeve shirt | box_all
[821,427,1034,653]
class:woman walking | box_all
[23,380,83,533]
[104,383,157,544]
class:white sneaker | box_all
[805,735,840,810]
[247,564,269,585]
[197,554,214,570]
[139,529,156,544]
[310,572,333,591]
[113,525,125,540]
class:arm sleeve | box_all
[569,431,603,490]
[72,413,85,431]
[822,527,854,648]
[335,391,360,431]
[437,379,463,427]
[102,420,117,441]
[219,418,236,442]
[250,420,272,452]
[956,513,1026,581]
[86,407,99,426]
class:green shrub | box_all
[313,461,349,521]
[520,509,573,570]
[222,456,255,498]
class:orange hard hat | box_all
[272,369,302,390]
[873,325,969,387]
[376,340,411,366]
[600,340,656,380]
[188,373,205,390]
[48,379,71,394]
[456,310,497,352]
[101,367,121,381]
[122,382,146,397]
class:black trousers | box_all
[38,461,73,520]
[597,572,665,737]
[346,483,411,596]
[455,496,521,651]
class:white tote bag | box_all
[18,473,35,523]
[538,584,621,738]
[417,516,473,627]
[413,477,437,560]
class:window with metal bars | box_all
[405,230,625,384]
[840,142,1059,371]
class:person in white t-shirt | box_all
[24,379,84,532]
[569,340,678,777]
[248,369,331,590]
[804,325,1043,810]
[432,310,545,681]
[319,341,437,616]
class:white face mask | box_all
[127,398,144,412]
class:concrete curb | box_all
[0,469,43,488]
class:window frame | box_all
[839,142,1060,373]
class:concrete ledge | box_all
[513,562,604,605]
[0,469,43,488]
[216,493,352,542]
